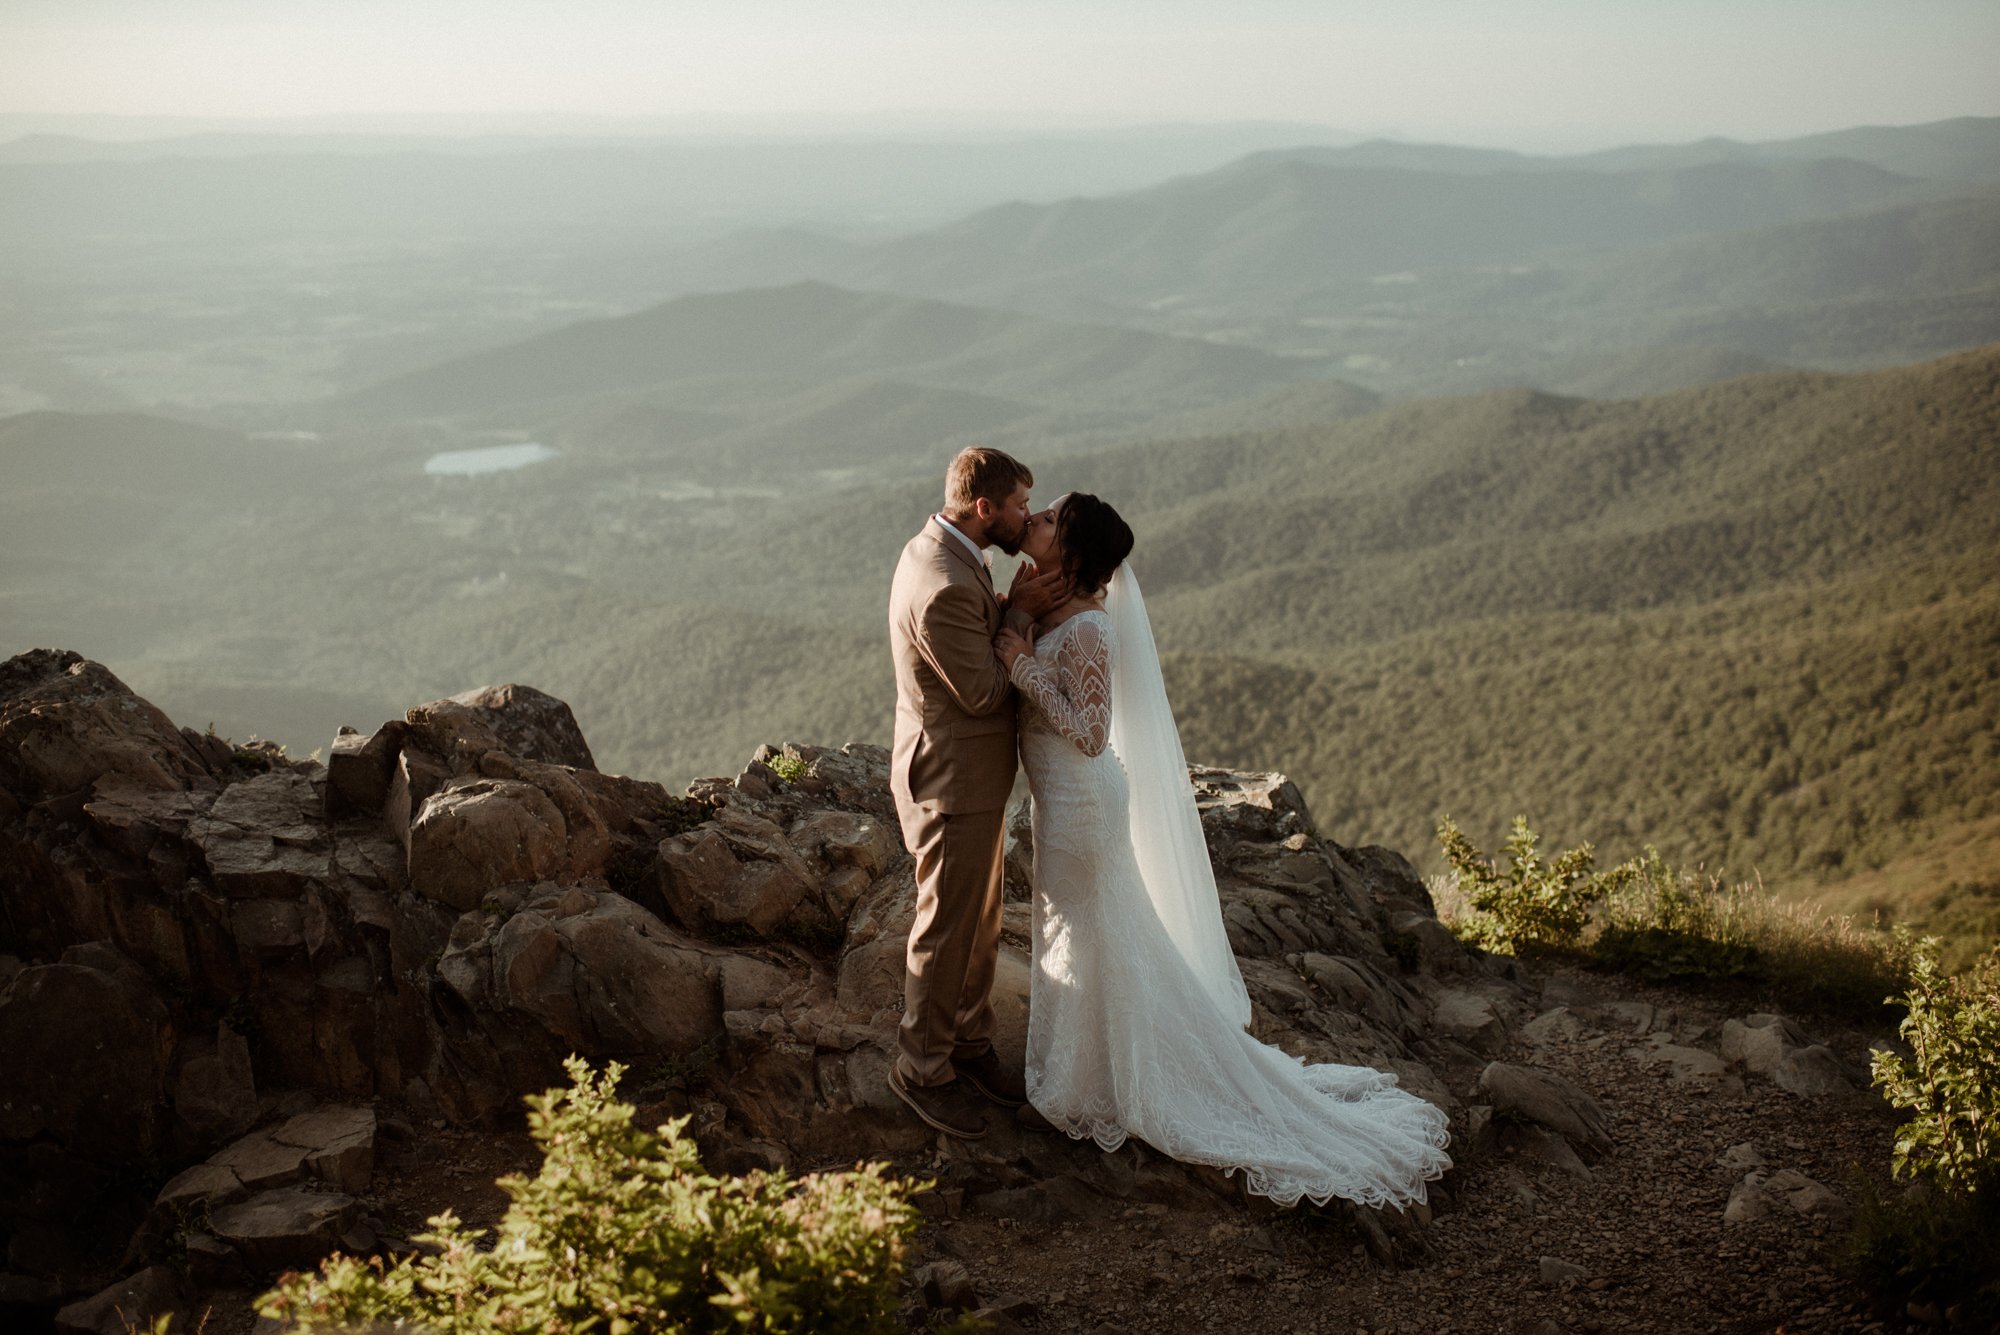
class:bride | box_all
[993,493,1452,1209]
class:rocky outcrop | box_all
[0,942,175,1162]
[0,648,1517,1318]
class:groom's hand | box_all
[1007,563,1072,621]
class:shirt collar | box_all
[933,514,988,567]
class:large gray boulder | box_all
[0,650,212,799]
[188,768,331,899]
[206,1105,377,1195]
[324,721,408,817]
[655,808,819,938]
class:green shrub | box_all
[1435,815,1635,953]
[764,754,809,785]
[1436,822,1914,1017]
[1592,846,1758,980]
[657,795,718,837]
[1872,940,2000,1195]
[258,1058,922,1334]
[1596,852,1912,1017]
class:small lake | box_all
[423,442,560,476]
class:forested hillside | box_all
[1027,347,1998,886]
[7,349,1993,934]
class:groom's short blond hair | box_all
[943,446,1033,517]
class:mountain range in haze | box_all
[2,114,1997,955]
[7,115,1995,419]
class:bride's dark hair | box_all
[1056,493,1134,596]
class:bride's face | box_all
[1020,496,1066,566]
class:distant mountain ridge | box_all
[0,123,1373,239]
[336,281,1323,428]
[604,116,2000,402]
[829,155,1932,310]
[1249,116,2000,183]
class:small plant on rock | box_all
[656,794,717,837]
[258,1057,923,1334]
[643,1038,720,1095]
[764,753,809,785]
[1435,815,1634,954]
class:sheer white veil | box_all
[1103,564,1253,1030]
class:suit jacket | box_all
[888,518,1017,814]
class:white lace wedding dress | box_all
[1007,578,1452,1209]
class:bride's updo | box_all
[1056,493,1134,596]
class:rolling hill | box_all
[1012,345,2000,922]
[1138,192,2000,397]
[336,281,1320,424]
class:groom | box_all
[887,446,1064,1138]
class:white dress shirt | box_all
[933,514,989,569]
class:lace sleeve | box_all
[1008,616,1112,756]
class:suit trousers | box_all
[894,801,1007,1088]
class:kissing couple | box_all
[886,446,1451,1208]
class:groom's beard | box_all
[989,516,1027,556]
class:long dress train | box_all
[1008,607,1452,1208]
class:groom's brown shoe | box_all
[889,1068,987,1139]
[954,1048,1028,1109]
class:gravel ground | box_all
[188,962,1908,1335]
[894,963,1905,1335]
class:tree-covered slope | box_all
[1046,345,2000,899]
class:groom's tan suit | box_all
[889,518,1018,1088]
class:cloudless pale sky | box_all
[4,0,1998,150]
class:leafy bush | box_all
[1838,941,2000,1324]
[1435,815,1635,953]
[1872,940,2000,1194]
[258,1058,922,1334]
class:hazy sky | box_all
[5,0,1998,150]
